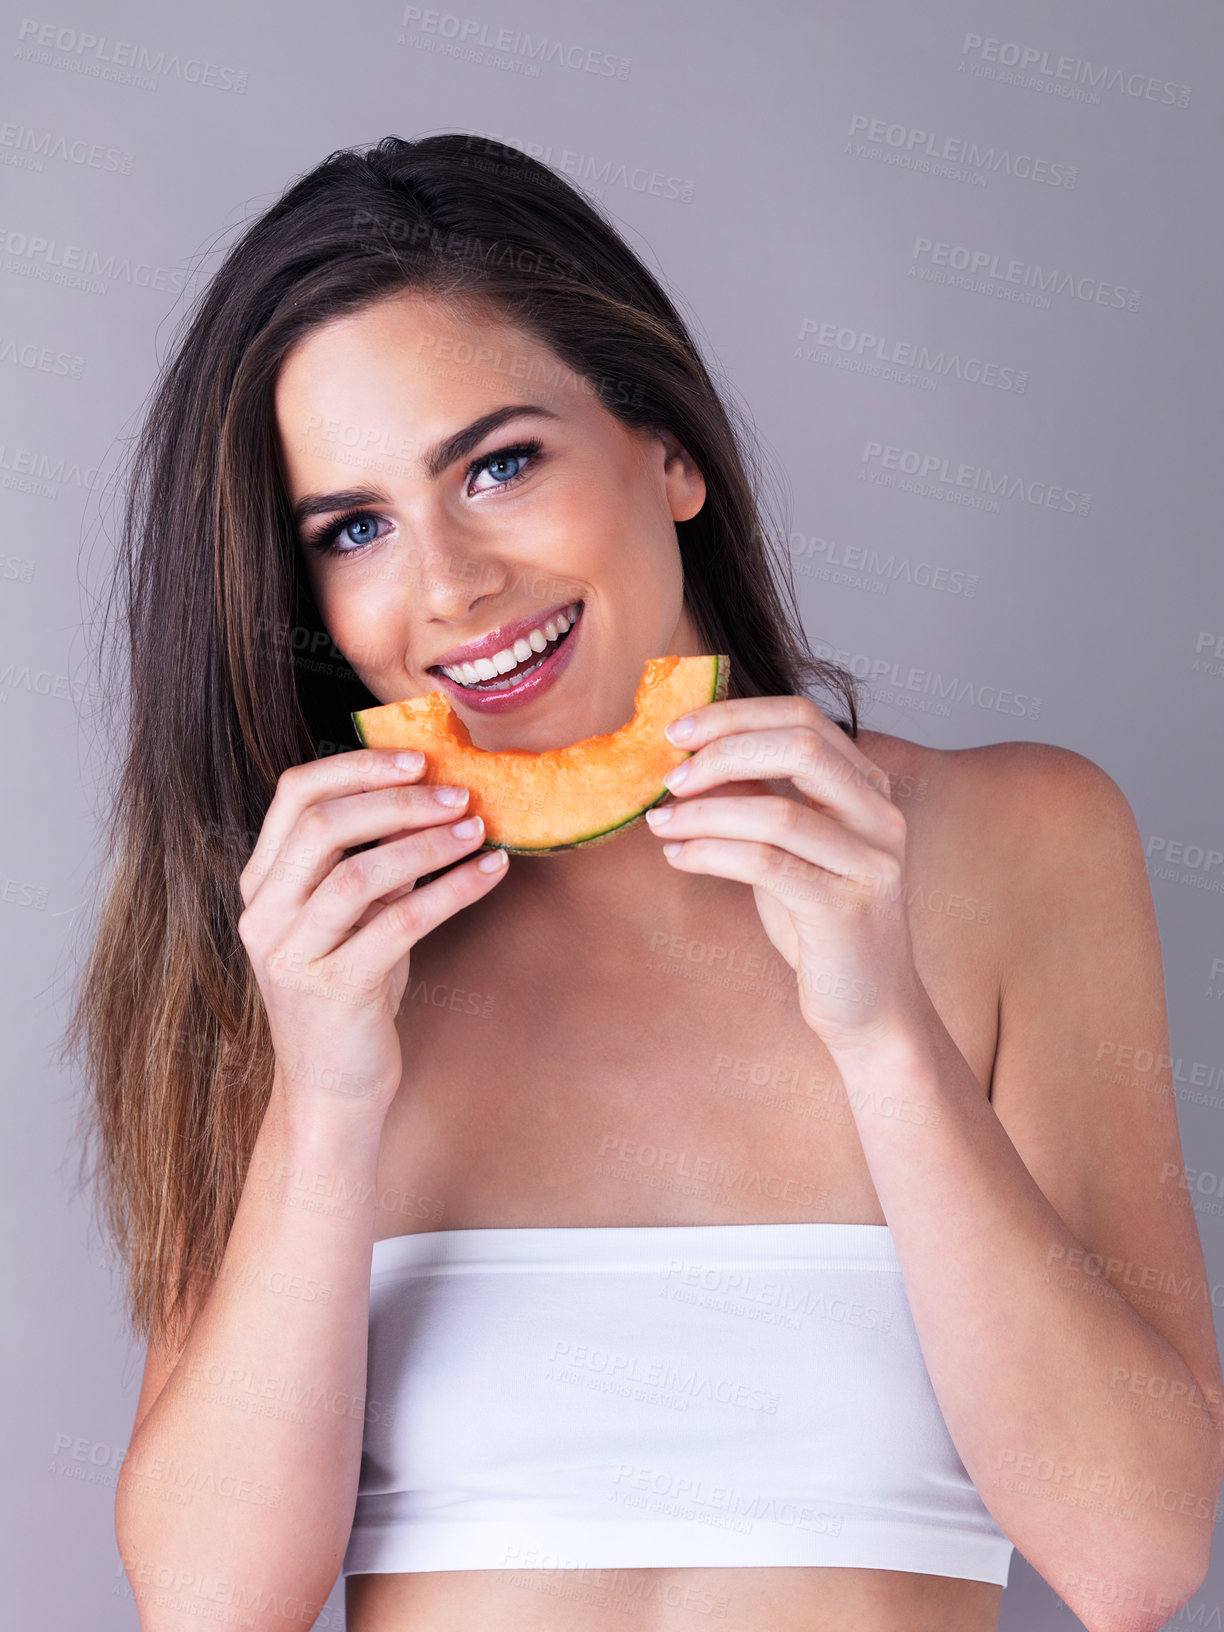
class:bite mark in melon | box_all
[351,654,730,855]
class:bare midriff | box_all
[347,1562,1004,1631]
[344,731,1009,1632]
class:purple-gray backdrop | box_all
[7,1,1222,1626]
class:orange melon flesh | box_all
[351,654,730,855]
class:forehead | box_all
[275,291,556,443]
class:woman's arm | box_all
[116,1081,385,1632]
[806,745,1224,1632]
[649,701,1224,1632]
[112,748,505,1630]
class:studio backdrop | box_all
[5,1,1221,1628]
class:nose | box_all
[412,538,510,624]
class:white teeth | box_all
[440,603,583,687]
[473,669,538,692]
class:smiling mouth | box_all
[427,602,583,692]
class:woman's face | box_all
[274,289,707,750]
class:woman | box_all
[70,133,1223,1632]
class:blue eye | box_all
[467,437,544,494]
[474,453,521,486]
[300,436,545,559]
[337,515,381,548]
[303,509,389,558]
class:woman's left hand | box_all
[644,694,926,1056]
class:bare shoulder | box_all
[851,726,1148,986]
[853,725,1136,869]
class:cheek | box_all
[312,573,405,678]
[625,533,684,603]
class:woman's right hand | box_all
[237,748,507,1116]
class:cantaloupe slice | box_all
[351,654,730,855]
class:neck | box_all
[493,813,728,953]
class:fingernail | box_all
[451,816,483,839]
[433,786,469,806]
[662,841,684,858]
[476,848,507,873]
[666,715,694,742]
[393,750,425,771]
[663,761,689,790]
[645,805,672,826]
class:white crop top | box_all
[342,1220,1014,1586]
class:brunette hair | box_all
[65,132,866,1352]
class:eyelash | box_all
[302,437,546,558]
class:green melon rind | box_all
[493,782,670,857]
[487,654,729,855]
[351,654,730,856]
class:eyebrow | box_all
[290,403,561,529]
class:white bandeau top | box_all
[342,1220,1013,1586]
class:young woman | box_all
[71,133,1223,1632]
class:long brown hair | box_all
[64,132,866,1353]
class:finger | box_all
[240,749,433,905]
[646,792,876,879]
[243,778,471,915]
[666,695,890,793]
[292,815,490,962]
[328,844,509,983]
[665,728,904,847]
[659,833,902,919]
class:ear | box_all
[653,428,707,523]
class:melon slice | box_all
[351,654,730,855]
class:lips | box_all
[429,602,584,715]
[427,599,582,673]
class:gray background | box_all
[4,0,1221,1625]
